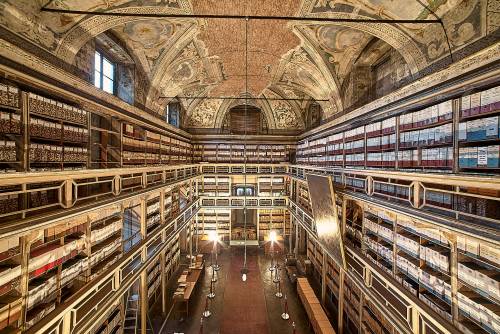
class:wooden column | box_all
[21,92,29,172]
[411,307,420,334]
[338,269,345,334]
[189,221,193,266]
[159,189,165,223]
[19,235,31,330]
[140,198,147,239]
[358,292,364,331]
[294,221,299,257]
[140,197,148,334]
[450,238,459,325]
[140,270,148,334]
[321,253,327,304]
[160,250,167,315]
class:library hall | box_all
[0,1,499,334]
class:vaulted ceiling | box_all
[0,0,496,131]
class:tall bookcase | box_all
[297,84,500,175]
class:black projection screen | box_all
[306,174,346,270]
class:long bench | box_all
[297,277,336,334]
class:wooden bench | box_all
[297,277,336,334]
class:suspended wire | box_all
[243,15,249,272]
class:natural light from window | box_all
[94,51,114,94]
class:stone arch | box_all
[293,12,427,75]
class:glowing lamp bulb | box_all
[242,273,247,282]
[269,231,277,243]
[208,230,218,242]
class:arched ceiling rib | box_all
[0,0,493,131]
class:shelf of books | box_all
[359,202,499,334]
[200,176,231,197]
[90,113,121,169]
[301,219,420,334]
[291,172,499,334]
[297,84,500,175]
[164,233,180,283]
[345,200,363,250]
[0,82,192,173]
[89,301,122,334]
[257,209,290,242]
[146,195,161,234]
[257,176,286,197]
[0,233,21,332]
[456,235,500,334]
[27,93,89,172]
[147,258,161,307]
[0,184,195,332]
[0,83,22,174]
[0,203,123,331]
[360,299,397,334]
[193,143,290,163]
[196,209,231,242]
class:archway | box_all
[222,105,268,135]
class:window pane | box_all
[103,76,114,94]
[94,71,101,88]
[95,52,101,69]
[103,58,114,78]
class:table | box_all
[174,262,204,318]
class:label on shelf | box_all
[478,146,488,166]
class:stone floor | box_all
[150,245,314,334]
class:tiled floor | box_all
[150,245,314,334]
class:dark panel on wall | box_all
[229,105,261,135]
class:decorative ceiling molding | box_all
[56,5,192,64]
[295,14,427,75]
[264,88,305,129]
[293,25,344,115]
[0,0,494,132]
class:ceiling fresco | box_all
[0,0,496,131]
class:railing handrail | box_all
[0,164,201,187]
[289,164,500,190]
[26,199,200,334]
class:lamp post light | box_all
[211,265,217,283]
[273,264,280,283]
[275,278,283,298]
[269,231,277,272]
[208,279,216,299]
[281,294,290,320]
[203,296,211,318]
[208,230,220,271]
[241,267,248,282]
